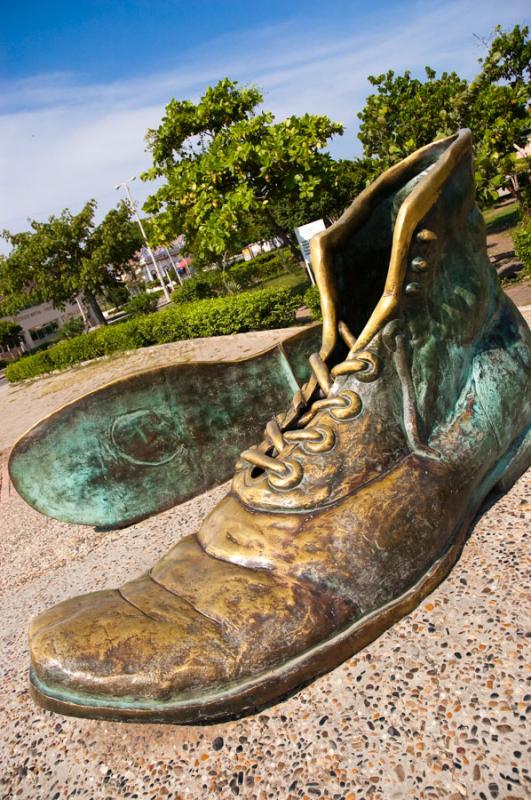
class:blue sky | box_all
[1,0,529,251]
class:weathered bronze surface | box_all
[28,130,531,723]
[9,324,322,527]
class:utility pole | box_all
[164,246,183,287]
[115,176,171,303]
[75,296,89,329]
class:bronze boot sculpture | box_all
[9,324,322,528]
[29,130,531,723]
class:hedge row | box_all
[229,251,299,289]
[172,247,301,304]
[304,285,322,319]
[5,287,303,383]
[514,214,531,275]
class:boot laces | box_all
[239,321,381,489]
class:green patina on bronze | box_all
[9,324,322,528]
[24,131,531,725]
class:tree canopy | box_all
[142,78,345,262]
[0,320,24,350]
[357,24,530,204]
[1,22,528,322]
[1,200,143,324]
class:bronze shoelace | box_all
[239,321,381,489]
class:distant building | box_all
[136,236,189,284]
[241,238,283,261]
[0,299,84,360]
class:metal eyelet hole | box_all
[267,459,303,490]
[351,351,380,382]
[301,426,336,454]
[248,446,275,480]
[330,390,362,421]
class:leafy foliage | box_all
[0,320,24,349]
[513,214,531,275]
[171,248,303,303]
[357,24,531,205]
[5,287,303,382]
[142,78,344,262]
[0,201,143,323]
[101,282,131,309]
[303,285,322,320]
[230,248,300,282]
[263,158,371,232]
[56,317,86,340]
[358,67,467,167]
[171,271,228,304]
[123,291,159,317]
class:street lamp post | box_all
[164,246,183,287]
[114,176,171,303]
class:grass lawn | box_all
[483,201,520,235]
[260,270,310,292]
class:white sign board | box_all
[294,219,326,285]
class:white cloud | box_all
[1,0,528,252]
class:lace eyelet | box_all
[267,459,303,490]
[330,390,362,420]
[350,351,380,382]
[301,425,336,454]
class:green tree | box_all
[142,78,344,264]
[472,23,531,88]
[357,24,530,205]
[1,201,143,325]
[266,158,372,233]
[0,320,24,350]
[357,67,467,167]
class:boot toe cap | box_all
[29,583,235,702]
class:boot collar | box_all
[311,129,473,357]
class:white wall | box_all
[1,299,82,356]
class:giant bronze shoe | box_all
[29,130,531,723]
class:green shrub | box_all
[244,247,300,273]
[123,291,159,317]
[5,287,303,382]
[229,248,301,286]
[304,285,322,319]
[229,258,278,286]
[226,260,259,289]
[57,317,85,340]
[0,320,24,349]
[170,249,302,303]
[513,214,531,276]
[101,283,130,309]
[171,271,226,303]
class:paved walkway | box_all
[0,315,529,800]
[0,327,302,456]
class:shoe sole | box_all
[10,324,322,529]
[29,425,530,723]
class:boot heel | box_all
[492,426,531,494]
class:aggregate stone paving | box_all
[0,322,529,800]
[0,326,304,454]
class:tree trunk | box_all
[285,235,303,263]
[263,210,303,265]
[83,290,107,327]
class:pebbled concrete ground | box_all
[0,326,304,455]
[0,317,529,800]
